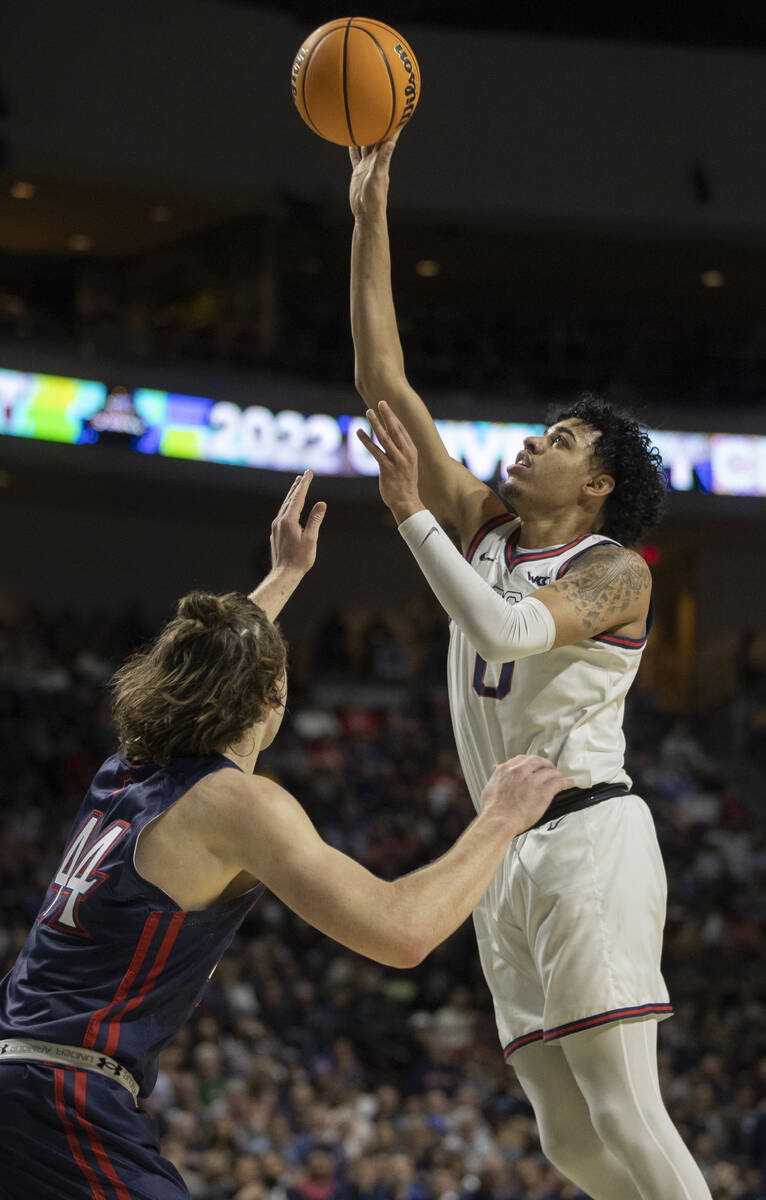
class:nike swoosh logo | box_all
[479,552,496,562]
[546,817,566,831]
[420,526,439,546]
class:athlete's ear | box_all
[585,472,615,498]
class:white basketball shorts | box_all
[472,793,673,1060]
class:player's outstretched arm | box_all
[349,136,505,549]
[248,471,326,621]
[207,756,571,968]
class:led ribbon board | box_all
[1,367,764,496]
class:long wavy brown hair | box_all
[110,591,287,766]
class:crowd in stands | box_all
[1,598,766,1199]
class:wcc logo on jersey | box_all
[38,811,129,938]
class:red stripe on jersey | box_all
[102,911,186,1056]
[54,1068,107,1200]
[73,1070,133,1200]
[83,910,162,1049]
[507,532,590,569]
[466,514,516,563]
[554,540,615,579]
[593,632,648,648]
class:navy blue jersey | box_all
[0,754,264,1098]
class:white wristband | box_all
[398,509,556,662]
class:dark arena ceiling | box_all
[235,1,766,52]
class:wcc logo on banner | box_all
[39,812,130,938]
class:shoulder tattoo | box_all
[553,544,650,633]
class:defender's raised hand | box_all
[357,400,425,524]
[249,471,327,621]
[270,470,327,577]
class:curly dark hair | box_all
[548,393,667,546]
[110,591,287,766]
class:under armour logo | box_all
[97,1056,123,1077]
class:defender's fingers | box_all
[285,470,314,515]
[536,768,574,793]
[522,755,558,772]
[291,468,313,497]
[275,474,304,517]
[498,754,546,773]
[306,500,327,531]
[349,144,361,168]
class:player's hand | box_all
[270,470,327,578]
[349,129,401,220]
[357,400,424,524]
[480,756,574,835]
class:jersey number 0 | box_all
[472,654,515,699]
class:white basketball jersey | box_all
[447,514,651,811]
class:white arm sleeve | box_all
[398,509,556,662]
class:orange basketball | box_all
[291,17,420,146]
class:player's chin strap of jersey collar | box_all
[527,782,631,832]
[0,1037,140,1106]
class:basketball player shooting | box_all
[349,136,712,1200]
[0,471,571,1200]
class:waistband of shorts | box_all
[528,782,630,831]
[0,1037,139,1104]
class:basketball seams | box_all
[352,24,397,142]
[356,16,418,67]
[298,30,333,137]
[342,19,356,147]
[294,18,350,136]
[354,16,420,136]
[293,17,419,146]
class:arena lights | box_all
[1,366,765,497]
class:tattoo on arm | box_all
[552,545,650,633]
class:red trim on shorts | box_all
[54,1068,108,1200]
[102,910,186,1056]
[84,911,163,1050]
[465,514,516,563]
[502,1029,544,1059]
[73,1070,133,1200]
[543,1003,674,1041]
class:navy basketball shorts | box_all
[473,792,673,1060]
[0,1061,189,1200]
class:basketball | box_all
[291,17,420,146]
